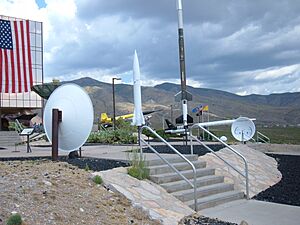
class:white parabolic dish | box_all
[231,117,256,141]
[43,83,94,152]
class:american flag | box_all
[0,18,33,93]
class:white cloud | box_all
[2,0,300,95]
[253,64,300,80]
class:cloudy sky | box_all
[2,0,300,95]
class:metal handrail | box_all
[139,125,198,211]
[257,131,270,143]
[190,124,250,199]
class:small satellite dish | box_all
[231,117,255,142]
[220,136,228,142]
[43,83,94,152]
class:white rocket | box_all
[132,50,145,126]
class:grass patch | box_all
[258,127,300,144]
[127,149,149,180]
[7,213,22,225]
[93,175,103,185]
[85,163,90,171]
[208,126,300,144]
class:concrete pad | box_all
[0,144,196,164]
[201,199,300,225]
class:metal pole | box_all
[112,78,116,130]
[138,126,143,160]
[198,113,200,138]
[26,135,32,153]
[52,108,62,161]
[207,108,210,133]
[112,77,121,130]
[202,112,204,140]
[170,104,174,123]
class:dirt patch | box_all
[0,160,161,225]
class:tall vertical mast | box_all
[175,0,192,128]
[177,0,187,99]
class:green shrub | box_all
[87,128,136,144]
[142,129,173,140]
[93,175,103,185]
[7,213,22,225]
[127,149,149,180]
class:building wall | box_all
[0,15,43,109]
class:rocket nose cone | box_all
[133,50,140,78]
[133,50,139,65]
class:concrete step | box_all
[161,175,224,193]
[148,160,206,175]
[0,131,19,136]
[186,190,245,211]
[149,168,215,184]
[0,131,22,147]
[146,154,199,166]
[173,183,234,202]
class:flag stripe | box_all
[11,22,19,93]
[0,49,3,92]
[10,48,15,93]
[4,49,9,93]
[13,21,22,93]
[26,20,33,88]
[20,21,28,92]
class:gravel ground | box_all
[253,154,300,206]
[0,159,160,225]
[143,144,224,156]
[2,149,298,225]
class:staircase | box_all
[146,154,244,211]
[0,131,22,147]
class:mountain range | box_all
[66,77,300,127]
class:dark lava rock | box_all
[142,144,224,156]
[0,156,129,172]
[253,154,300,207]
[62,157,129,171]
[68,151,79,159]
[179,215,238,225]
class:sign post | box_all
[52,108,62,161]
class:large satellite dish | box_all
[231,117,255,142]
[43,83,94,152]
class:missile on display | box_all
[132,50,145,126]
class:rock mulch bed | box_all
[142,144,224,156]
[253,154,300,207]
[0,159,160,225]
[63,157,129,171]
[0,156,129,172]
[179,214,238,225]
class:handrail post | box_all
[138,126,143,160]
[190,124,250,200]
[190,135,194,155]
[245,162,250,199]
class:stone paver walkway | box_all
[93,167,194,225]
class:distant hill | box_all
[65,77,300,127]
